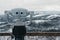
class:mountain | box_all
[26,14,60,32]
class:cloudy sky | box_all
[0,0,60,14]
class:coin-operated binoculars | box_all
[4,8,33,40]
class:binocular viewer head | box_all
[4,8,30,22]
[5,8,29,18]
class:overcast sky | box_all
[0,0,60,14]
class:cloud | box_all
[24,0,60,5]
[0,0,60,14]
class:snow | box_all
[47,14,60,19]
[33,20,51,23]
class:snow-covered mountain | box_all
[26,14,60,32]
[0,11,59,32]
